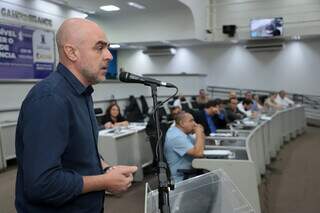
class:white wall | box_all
[206,40,320,95]
[179,0,320,41]
[118,39,320,96]
[118,49,209,75]
[89,8,195,44]
[212,0,320,40]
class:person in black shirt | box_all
[193,99,220,136]
[102,103,128,129]
[225,97,246,123]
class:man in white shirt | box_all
[237,98,256,117]
[275,90,294,108]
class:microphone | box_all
[119,71,176,88]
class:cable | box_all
[153,86,179,161]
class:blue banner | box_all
[0,23,55,79]
[106,49,117,79]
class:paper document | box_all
[260,115,272,121]
[210,133,233,137]
[204,150,232,156]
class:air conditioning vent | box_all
[245,43,284,52]
[143,47,176,56]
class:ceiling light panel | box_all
[110,44,121,49]
[128,2,146,9]
[100,5,120,12]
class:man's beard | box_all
[80,68,104,85]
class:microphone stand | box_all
[150,83,172,213]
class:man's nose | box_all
[104,49,113,61]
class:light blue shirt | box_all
[164,126,195,182]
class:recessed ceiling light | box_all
[128,2,146,9]
[110,44,121,49]
[100,5,120,12]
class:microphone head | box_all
[119,71,176,88]
[119,71,143,84]
[119,71,130,82]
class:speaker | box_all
[223,25,236,37]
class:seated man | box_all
[237,98,256,117]
[167,102,183,126]
[225,97,246,123]
[244,91,259,112]
[275,90,294,108]
[196,89,209,106]
[164,111,205,182]
[193,99,220,136]
[228,90,238,99]
[212,98,228,129]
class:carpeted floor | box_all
[0,126,319,213]
[260,126,320,213]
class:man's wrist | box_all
[103,166,115,173]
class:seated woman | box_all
[102,103,128,129]
[265,93,283,111]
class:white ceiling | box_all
[47,0,187,16]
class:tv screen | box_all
[250,17,283,38]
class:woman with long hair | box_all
[102,103,128,129]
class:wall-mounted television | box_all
[250,17,283,38]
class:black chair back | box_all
[140,95,149,117]
[124,96,144,122]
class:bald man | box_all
[15,18,137,212]
[164,112,205,182]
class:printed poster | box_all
[0,23,55,79]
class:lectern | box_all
[145,169,254,213]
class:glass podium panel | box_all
[145,169,254,213]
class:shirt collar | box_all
[57,63,94,96]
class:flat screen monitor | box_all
[250,17,283,38]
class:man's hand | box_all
[82,166,137,194]
[251,111,258,118]
[194,124,204,136]
[187,124,205,158]
[104,166,138,193]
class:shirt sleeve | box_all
[21,94,83,206]
[285,97,294,105]
[170,135,194,157]
[237,103,246,114]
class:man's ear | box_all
[63,44,78,62]
[179,120,184,128]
